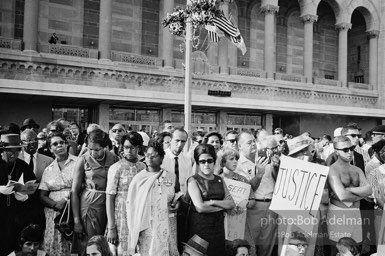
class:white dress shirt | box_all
[162,148,193,194]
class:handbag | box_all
[54,198,74,240]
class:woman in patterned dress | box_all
[126,141,181,256]
[39,132,78,256]
[105,132,146,255]
[72,129,119,255]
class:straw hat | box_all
[182,235,209,255]
[287,135,314,156]
[0,134,27,149]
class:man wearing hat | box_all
[20,118,40,134]
[0,134,38,255]
[368,125,385,157]
[182,234,209,256]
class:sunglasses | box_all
[112,129,124,133]
[51,141,65,147]
[226,139,237,144]
[198,159,214,165]
[336,146,355,153]
[145,152,159,159]
[346,134,360,138]
[274,132,282,135]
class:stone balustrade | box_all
[274,72,307,83]
[0,37,22,50]
[229,67,267,78]
[348,82,373,90]
[38,44,98,59]
[313,77,342,87]
[111,51,163,67]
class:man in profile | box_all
[327,136,372,255]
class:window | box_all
[324,75,334,80]
[52,106,88,130]
[354,75,364,83]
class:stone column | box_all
[336,23,351,87]
[367,30,379,90]
[23,0,39,53]
[261,4,279,79]
[98,0,113,61]
[301,14,317,83]
[218,0,230,75]
[97,103,109,132]
[161,0,174,68]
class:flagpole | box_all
[184,0,192,149]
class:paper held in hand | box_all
[7,173,39,195]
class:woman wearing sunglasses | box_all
[39,132,78,256]
[105,132,146,255]
[71,129,119,255]
[127,141,180,256]
[187,144,235,256]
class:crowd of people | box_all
[0,117,384,256]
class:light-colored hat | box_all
[182,235,209,255]
[138,131,150,147]
[287,135,314,156]
[0,134,27,149]
[333,127,343,137]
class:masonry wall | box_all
[0,1,15,38]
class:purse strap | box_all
[58,199,70,225]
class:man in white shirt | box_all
[19,130,53,183]
[161,128,193,194]
[235,132,276,256]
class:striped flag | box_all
[205,14,247,55]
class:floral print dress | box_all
[38,154,78,256]
[106,158,146,256]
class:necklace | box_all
[8,161,16,181]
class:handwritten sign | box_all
[270,155,329,234]
[224,178,250,241]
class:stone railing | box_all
[229,67,267,78]
[348,82,373,90]
[0,37,22,50]
[111,51,163,67]
[38,44,98,59]
[274,73,307,83]
[313,77,342,87]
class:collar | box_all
[24,151,37,158]
[238,153,254,165]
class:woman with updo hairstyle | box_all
[105,132,146,255]
[126,141,180,255]
[71,129,119,255]
[202,131,223,154]
[187,144,235,256]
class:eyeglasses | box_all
[145,152,159,159]
[22,139,37,144]
[346,134,361,138]
[23,241,40,247]
[288,243,308,250]
[112,129,124,133]
[51,141,65,147]
[198,159,214,165]
[336,146,355,153]
[372,132,385,136]
[226,139,237,144]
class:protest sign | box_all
[223,178,250,241]
[270,155,329,235]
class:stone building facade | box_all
[0,0,384,136]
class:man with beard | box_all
[0,134,37,255]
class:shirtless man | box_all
[327,136,372,254]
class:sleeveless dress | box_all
[80,151,118,238]
[188,174,226,256]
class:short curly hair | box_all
[219,148,239,167]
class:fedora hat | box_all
[182,235,209,255]
[21,118,40,131]
[0,134,26,149]
[287,135,314,156]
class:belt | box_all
[255,198,272,202]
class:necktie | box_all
[29,153,34,171]
[174,156,179,182]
